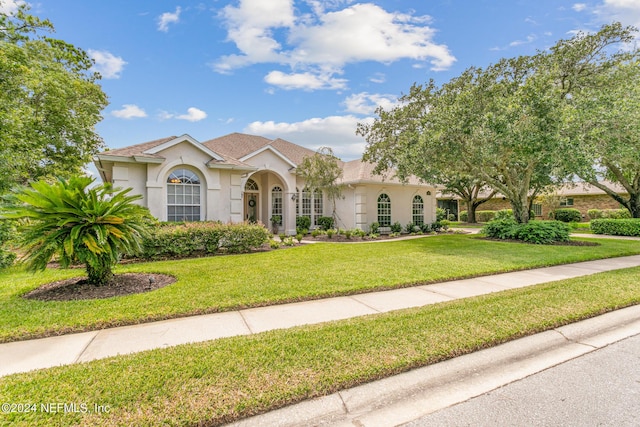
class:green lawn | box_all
[1,234,639,343]
[2,266,639,427]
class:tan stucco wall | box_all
[339,185,436,231]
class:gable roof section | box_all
[144,134,224,161]
[95,136,176,163]
[95,134,255,170]
[203,133,317,167]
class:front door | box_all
[245,193,258,223]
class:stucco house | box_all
[94,133,437,234]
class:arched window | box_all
[271,186,283,224]
[245,179,259,191]
[377,193,391,226]
[412,195,424,226]
[167,168,201,221]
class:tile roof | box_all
[202,133,317,165]
[340,159,429,186]
[98,136,177,159]
[202,133,273,159]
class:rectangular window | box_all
[532,203,543,216]
[559,198,574,207]
[313,190,323,226]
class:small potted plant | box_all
[270,215,282,234]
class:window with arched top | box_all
[167,168,201,221]
[412,195,424,226]
[245,179,259,191]
[271,186,283,224]
[377,193,391,226]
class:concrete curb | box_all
[229,304,640,427]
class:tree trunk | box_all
[510,197,530,224]
[466,200,478,223]
[86,257,113,286]
[630,192,640,218]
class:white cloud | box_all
[572,3,587,12]
[343,92,399,115]
[595,0,640,34]
[369,73,386,84]
[0,0,24,14]
[245,115,370,160]
[158,6,181,32]
[177,107,207,122]
[111,104,147,119]
[264,70,347,90]
[88,50,126,79]
[213,1,455,90]
[509,34,538,47]
[159,107,208,122]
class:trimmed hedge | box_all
[477,210,497,222]
[591,219,640,237]
[483,219,570,244]
[139,222,270,259]
[587,209,631,220]
[550,208,582,223]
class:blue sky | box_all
[6,0,640,161]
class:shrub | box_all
[0,220,17,269]
[482,218,519,240]
[607,209,631,219]
[311,229,322,238]
[296,216,311,232]
[390,221,402,233]
[370,222,380,234]
[551,208,582,223]
[515,221,570,244]
[591,219,640,236]
[494,209,513,220]
[483,219,570,244]
[476,210,497,222]
[436,208,447,221]
[326,228,335,239]
[420,223,431,233]
[587,209,603,220]
[317,216,334,230]
[141,222,269,258]
[269,239,281,249]
[404,222,415,234]
[2,177,153,285]
[459,211,468,222]
[295,233,304,243]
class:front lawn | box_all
[2,266,639,426]
[1,234,639,342]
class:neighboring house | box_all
[439,181,629,221]
[94,133,437,234]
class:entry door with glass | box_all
[245,193,258,223]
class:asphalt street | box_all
[403,333,640,427]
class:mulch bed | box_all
[22,273,176,302]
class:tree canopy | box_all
[359,23,638,223]
[0,3,108,193]
[296,147,345,224]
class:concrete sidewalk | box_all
[2,255,640,378]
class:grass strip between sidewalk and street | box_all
[1,266,640,426]
[1,234,639,343]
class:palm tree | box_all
[3,176,153,285]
